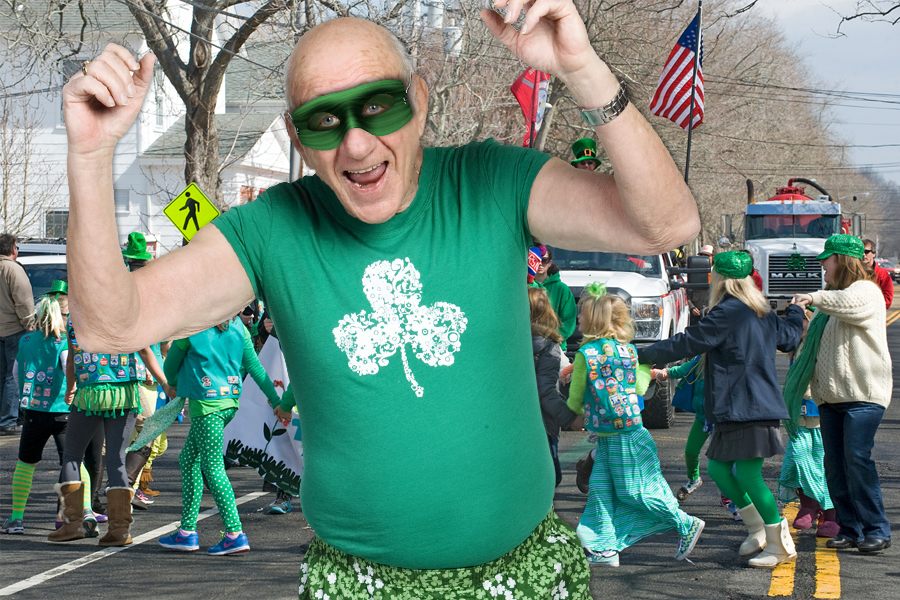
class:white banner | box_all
[223,337,303,495]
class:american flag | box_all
[650,12,704,131]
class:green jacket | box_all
[537,272,576,349]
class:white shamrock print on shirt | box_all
[333,258,467,396]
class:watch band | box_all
[579,84,629,126]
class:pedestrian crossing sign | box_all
[163,183,221,241]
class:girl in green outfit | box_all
[159,316,280,555]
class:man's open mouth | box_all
[345,162,388,187]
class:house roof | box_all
[143,113,280,160]
[0,0,137,35]
[225,40,292,107]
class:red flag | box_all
[511,68,551,147]
[650,12,704,131]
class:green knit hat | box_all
[571,138,601,167]
[713,251,753,279]
[122,232,152,261]
[816,234,864,261]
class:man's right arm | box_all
[64,46,255,353]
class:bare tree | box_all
[0,96,67,235]
[840,1,900,27]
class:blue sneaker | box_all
[1,517,24,534]
[159,528,199,552]
[266,490,293,515]
[208,531,249,555]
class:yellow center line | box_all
[887,311,900,327]
[769,502,799,597]
[814,536,841,599]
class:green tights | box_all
[707,457,781,524]
[684,419,709,481]
[179,408,241,533]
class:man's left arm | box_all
[483,0,700,253]
[11,266,35,331]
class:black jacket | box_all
[638,297,804,424]
[532,334,577,441]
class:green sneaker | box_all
[676,517,705,560]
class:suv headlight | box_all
[632,298,663,339]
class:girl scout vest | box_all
[17,332,68,413]
[68,319,144,386]
[177,322,245,402]
[579,338,643,434]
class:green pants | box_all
[179,408,241,532]
[684,418,709,481]
[707,457,781,524]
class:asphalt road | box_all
[2,309,900,599]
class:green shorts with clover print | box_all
[298,510,589,600]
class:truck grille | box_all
[767,254,822,294]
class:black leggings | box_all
[62,409,135,489]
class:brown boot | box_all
[139,468,160,497]
[47,482,85,542]
[99,487,134,547]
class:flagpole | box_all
[683,0,702,184]
[529,70,538,148]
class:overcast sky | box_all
[751,0,900,190]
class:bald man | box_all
[62,1,699,595]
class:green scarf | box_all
[782,310,829,438]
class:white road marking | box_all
[0,491,268,596]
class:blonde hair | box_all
[34,294,68,340]
[528,287,563,343]
[578,293,633,344]
[709,271,770,318]
[830,253,873,290]
[216,317,234,333]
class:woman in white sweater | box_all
[793,234,892,554]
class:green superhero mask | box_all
[290,79,414,151]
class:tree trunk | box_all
[184,105,224,209]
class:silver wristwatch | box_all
[579,84,629,126]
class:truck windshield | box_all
[746,214,840,240]
[548,249,662,277]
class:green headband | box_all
[290,79,414,151]
[713,251,753,279]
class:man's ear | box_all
[284,111,310,163]
[411,73,429,133]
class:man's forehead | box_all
[290,20,403,106]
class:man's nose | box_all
[340,127,378,158]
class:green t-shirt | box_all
[213,140,553,569]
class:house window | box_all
[114,189,130,214]
[59,60,82,124]
[45,209,69,239]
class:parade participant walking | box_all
[51,321,159,545]
[653,356,707,501]
[0,233,34,435]
[640,251,804,568]
[791,234,892,553]
[62,0,700,595]
[1,282,90,535]
[566,284,704,567]
[159,316,280,555]
[529,287,578,487]
[861,238,893,309]
[533,246,577,350]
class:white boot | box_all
[748,519,797,569]
[739,503,767,557]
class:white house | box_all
[0,1,305,255]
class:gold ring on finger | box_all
[81,61,91,77]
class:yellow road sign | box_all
[163,183,221,241]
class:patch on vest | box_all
[333,258,468,397]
